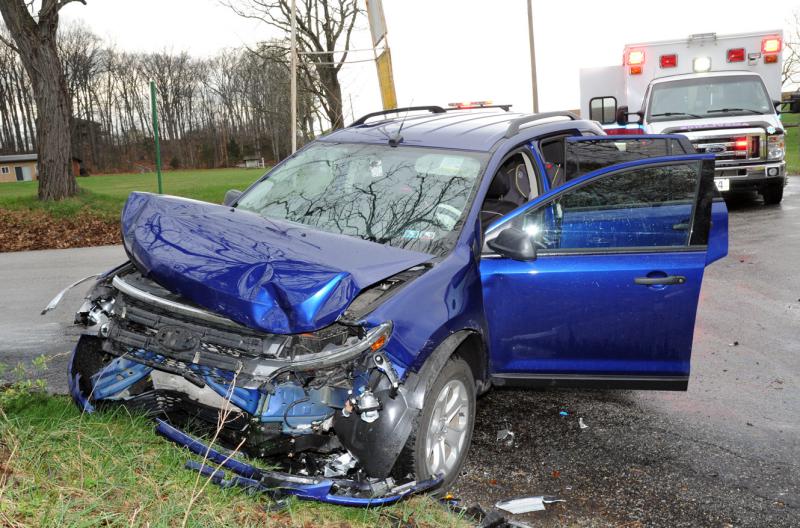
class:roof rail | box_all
[350,106,446,127]
[504,111,578,138]
[445,104,512,112]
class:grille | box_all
[691,134,764,162]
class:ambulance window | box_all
[589,97,617,124]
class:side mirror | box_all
[615,106,629,126]
[774,99,782,114]
[615,106,643,126]
[223,189,243,206]
[486,227,537,261]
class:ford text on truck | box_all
[581,30,787,204]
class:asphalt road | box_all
[1,180,798,527]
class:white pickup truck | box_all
[581,30,787,204]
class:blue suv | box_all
[59,106,728,505]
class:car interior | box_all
[479,150,538,229]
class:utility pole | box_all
[290,0,298,153]
[527,0,539,113]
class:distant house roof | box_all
[0,153,37,163]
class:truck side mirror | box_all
[615,106,629,126]
[615,106,643,126]
[773,100,782,114]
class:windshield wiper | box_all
[651,111,703,118]
[706,108,763,115]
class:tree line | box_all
[0,22,322,173]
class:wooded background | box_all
[0,23,323,172]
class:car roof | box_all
[320,109,599,152]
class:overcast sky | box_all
[61,0,799,119]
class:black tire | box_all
[762,184,784,205]
[393,356,476,493]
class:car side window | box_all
[564,138,690,181]
[512,162,700,252]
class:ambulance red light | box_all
[627,50,645,65]
[762,37,782,54]
[660,54,677,68]
[734,138,748,151]
[727,48,745,63]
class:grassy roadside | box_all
[0,392,464,528]
[782,112,800,174]
[0,168,266,222]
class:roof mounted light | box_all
[762,37,782,54]
[693,56,712,72]
[660,54,677,68]
[447,100,493,109]
[626,49,645,65]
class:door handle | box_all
[634,275,686,286]
[672,222,690,231]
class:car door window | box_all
[564,138,690,182]
[507,162,701,252]
[479,150,540,230]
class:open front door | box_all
[480,154,719,390]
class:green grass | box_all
[782,112,800,175]
[0,168,266,221]
[0,393,465,528]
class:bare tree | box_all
[783,10,800,89]
[0,0,84,200]
[223,0,360,131]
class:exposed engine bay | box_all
[63,262,437,504]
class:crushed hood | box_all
[121,193,431,334]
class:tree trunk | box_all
[0,0,78,200]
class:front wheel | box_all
[395,357,476,492]
[762,184,784,205]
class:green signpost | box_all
[150,81,163,194]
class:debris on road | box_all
[579,417,589,429]
[496,496,546,514]
[729,341,739,346]
[496,427,515,446]
[559,410,569,417]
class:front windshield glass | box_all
[648,75,773,122]
[236,142,487,255]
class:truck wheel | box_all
[762,185,784,205]
[394,356,476,492]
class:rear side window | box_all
[589,97,617,124]
[516,162,700,252]
[565,138,689,181]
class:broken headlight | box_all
[275,321,392,372]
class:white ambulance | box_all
[580,30,787,204]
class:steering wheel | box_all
[433,203,462,230]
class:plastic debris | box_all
[496,496,546,514]
[728,341,739,346]
[579,417,588,429]
[496,427,515,446]
[559,410,569,417]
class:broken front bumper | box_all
[62,264,430,505]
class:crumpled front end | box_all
[66,262,434,504]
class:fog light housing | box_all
[768,167,779,177]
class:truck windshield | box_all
[236,142,486,256]
[647,75,773,122]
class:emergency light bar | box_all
[447,100,493,109]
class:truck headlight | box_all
[768,134,784,160]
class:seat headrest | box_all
[487,171,510,198]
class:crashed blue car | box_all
[61,106,727,504]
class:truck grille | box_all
[690,131,765,162]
